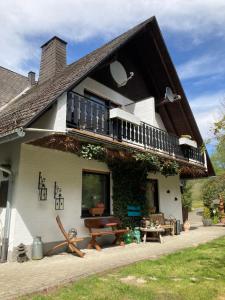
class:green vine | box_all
[107,158,148,228]
[77,143,180,227]
[79,144,106,161]
[133,152,161,172]
[160,161,179,177]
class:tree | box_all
[181,181,192,211]
[201,174,225,207]
[211,138,225,175]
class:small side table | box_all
[140,227,165,243]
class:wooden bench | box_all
[148,213,175,236]
[84,217,128,251]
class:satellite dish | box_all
[110,61,134,87]
[165,87,181,102]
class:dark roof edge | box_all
[41,36,67,48]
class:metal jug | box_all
[32,236,43,260]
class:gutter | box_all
[0,165,12,263]
[0,127,67,145]
[0,127,25,145]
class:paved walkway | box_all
[1,214,225,300]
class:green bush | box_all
[201,174,225,207]
[203,207,211,219]
[181,181,192,211]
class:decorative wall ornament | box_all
[54,181,64,210]
[38,172,47,201]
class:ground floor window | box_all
[146,179,159,213]
[82,170,110,217]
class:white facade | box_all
[0,76,184,261]
[4,143,181,257]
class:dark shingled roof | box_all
[0,66,30,110]
[0,17,153,138]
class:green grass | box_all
[22,237,225,300]
[188,179,207,209]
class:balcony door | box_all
[146,179,159,213]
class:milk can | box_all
[32,236,43,260]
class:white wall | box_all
[125,97,155,126]
[74,77,133,107]
[125,98,166,130]
[147,172,182,222]
[11,144,110,249]
[10,143,182,250]
[155,113,166,131]
[31,92,67,132]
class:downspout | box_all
[0,166,12,263]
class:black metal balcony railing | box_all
[67,92,204,165]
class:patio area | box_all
[1,213,225,300]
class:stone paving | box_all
[0,214,225,300]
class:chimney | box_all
[28,71,36,86]
[38,36,67,84]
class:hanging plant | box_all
[79,144,106,161]
[133,152,161,172]
[160,160,179,177]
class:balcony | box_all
[66,92,204,165]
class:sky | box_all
[0,0,225,154]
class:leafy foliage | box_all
[133,152,161,172]
[107,158,148,228]
[201,174,225,207]
[78,144,180,227]
[203,207,211,219]
[211,138,225,175]
[181,181,192,210]
[79,144,105,161]
[160,161,179,177]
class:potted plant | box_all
[202,207,212,226]
[89,202,105,216]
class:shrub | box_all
[181,181,192,211]
[201,175,225,207]
[203,207,211,219]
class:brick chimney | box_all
[28,71,36,86]
[38,36,67,84]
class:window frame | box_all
[81,169,111,218]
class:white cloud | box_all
[177,54,225,80]
[189,91,225,139]
[1,0,225,74]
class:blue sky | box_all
[1,0,225,154]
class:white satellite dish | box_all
[110,61,134,87]
[165,87,181,102]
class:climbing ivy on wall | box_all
[79,143,180,227]
[107,158,148,228]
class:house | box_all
[0,16,214,262]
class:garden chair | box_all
[47,215,85,258]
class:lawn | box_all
[23,237,225,300]
[188,179,206,209]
